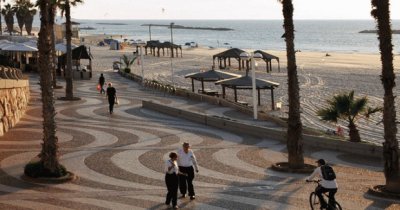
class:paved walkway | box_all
[0,71,399,210]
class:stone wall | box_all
[0,79,30,136]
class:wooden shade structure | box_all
[213,48,248,70]
[143,40,182,58]
[184,69,240,92]
[254,50,280,72]
[215,75,279,109]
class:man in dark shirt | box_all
[99,73,105,94]
[106,82,117,114]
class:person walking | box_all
[306,159,338,210]
[98,73,105,94]
[177,142,199,200]
[106,82,117,114]
[164,152,184,209]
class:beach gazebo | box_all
[254,50,280,72]
[213,48,248,70]
[59,45,93,79]
[215,75,279,109]
[184,69,240,92]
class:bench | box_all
[236,100,248,106]
[198,89,219,96]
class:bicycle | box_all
[308,180,342,210]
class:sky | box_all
[67,0,400,20]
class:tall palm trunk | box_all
[348,120,361,142]
[65,0,74,99]
[24,14,34,35]
[281,0,304,169]
[4,14,13,35]
[37,0,60,173]
[50,4,58,89]
[0,0,3,35]
[16,11,24,35]
[371,0,400,193]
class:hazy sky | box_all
[63,0,399,20]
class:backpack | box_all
[321,165,336,181]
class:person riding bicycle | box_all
[306,159,338,210]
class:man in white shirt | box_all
[306,159,338,210]
[177,142,199,200]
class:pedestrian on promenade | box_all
[106,82,117,114]
[165,152,185,209]
[177,142,199,200]
[98,73,105,94]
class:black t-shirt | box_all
[107,87,116,98]
[99,76,105,85]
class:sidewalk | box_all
[0,71,397,210]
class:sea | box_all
[72,19,400,54]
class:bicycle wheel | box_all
[331,201,342,210]
[309,192,320,210]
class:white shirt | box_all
[164,160,178,174]
[306,166,338,189]
[177,148,199,171]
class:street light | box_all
[170,22,175,86]
[240,51,263,120]
[132,40,146,85]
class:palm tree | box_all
[50,3,58,89]
[58,0,83,100]
[317,91,382,142]
[278,0,304,169]
[0,0,5,35]
[24,1,37,35]
[119,54,137,73]
[371,0,400,193]
[34,0,62,176]
[1,4,15,35]
[13,0,28,35]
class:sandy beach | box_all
[82,35,400,145]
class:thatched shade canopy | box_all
[254,50,280,72]
[59,45,93,78]
[212,48,249,70]
[184,69,240,92]
[215,75,279,109]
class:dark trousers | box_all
[108,97,115,113]
[179,166,195,196]
[316,186,337,210]
[165,173,179,206]
[100,83,105,94]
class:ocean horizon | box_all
[68,19,400,54]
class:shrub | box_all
[124,68,131,73]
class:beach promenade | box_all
[0,69,399,210]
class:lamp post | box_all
[170,22,175,86]
[240,51,263,120]
[132,40,146,85]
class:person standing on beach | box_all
[98,73,105,94]
[106,82,117,114]
[177,142,199,200]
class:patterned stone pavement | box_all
[0,71,399,210]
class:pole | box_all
[170,22,174,86]
[140,46,145,85]
[149,25,152,41]
[251,53,258,120]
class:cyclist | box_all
[305,159,338,210]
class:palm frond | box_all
[317,108,339,123]
[364,106,383,118]
[350,96,367,116]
